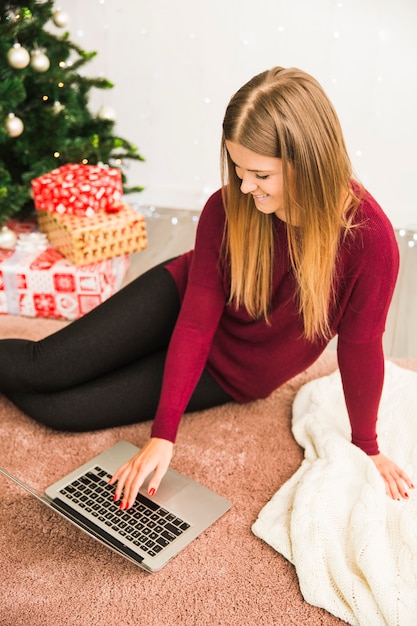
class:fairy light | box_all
[396,228,417,250]
[49,0,416,226]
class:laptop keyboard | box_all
[58,466,190,558]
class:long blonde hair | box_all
[221,67,360,341]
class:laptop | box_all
[0,440,232,572]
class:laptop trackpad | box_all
[140,468,189,503]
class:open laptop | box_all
[0,440,231,572]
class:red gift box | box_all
[0,220,129,320]
[31,164,147,266]
[31,163,123,217]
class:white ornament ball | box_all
[53,100,65,115]
[7,43,30,69]
[0,226,18,250]
[52,9,70,28]
[5,113,24,138]
[98,105,117,122]
[30,50,50,73]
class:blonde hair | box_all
[221,66,360,341]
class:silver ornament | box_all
[7,43,30,69]
[52,9,70,28]
[0,226,18,250]
[30,49,50,73]
[5,113,24,138]
[98,105,117,122]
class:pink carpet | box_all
[1,315,415,626]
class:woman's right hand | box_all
[109,437,174,510]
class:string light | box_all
[397,229,417,249]
[47,1,415,228]
[137,205,200,226]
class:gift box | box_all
[31,163,147,265]
[0,220,130,320]
[31,163,123,217]
[36,203,147,266]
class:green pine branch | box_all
[0,0,144,224]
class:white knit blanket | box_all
[252,361,417,626]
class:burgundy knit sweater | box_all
[151,186,399,455]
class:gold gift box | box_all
[37,204,147,266]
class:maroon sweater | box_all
[151,187,399,455]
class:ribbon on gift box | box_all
[15,232,49,252]
[31,163,123,217]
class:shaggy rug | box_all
[1,314,416,626]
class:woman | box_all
[0,67,412,508]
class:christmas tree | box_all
[0,0,144,225]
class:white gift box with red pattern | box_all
[0,220,129,320]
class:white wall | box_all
[54,0,417,228]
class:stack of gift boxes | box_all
[0,164,147,320]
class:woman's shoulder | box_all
[349,181,397,248]
[340,182,399,277]
[351,181,393,230]
[201,188,225,215]
[197,188,226,233]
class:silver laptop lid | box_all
[1,441,232,572]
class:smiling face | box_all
[225,140,290,222]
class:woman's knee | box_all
[5,391,89,432]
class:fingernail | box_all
[113,494,118,502]
[119,502,124,510]
[149,488,155,497]
[405,492,409,498]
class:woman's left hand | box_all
[370,452,414,500]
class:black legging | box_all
[0,260,232,432]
